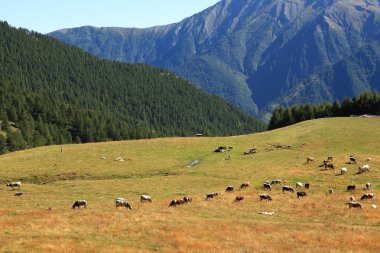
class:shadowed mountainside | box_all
[50,0,380,120]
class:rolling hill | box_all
[0,21,265,153]
[0,117,379,251]
[50,0,380,120]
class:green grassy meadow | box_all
[0,117,379,252]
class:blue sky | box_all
[0,0,220,34]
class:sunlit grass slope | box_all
[0,117,379,252]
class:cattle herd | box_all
[2,154,376,212]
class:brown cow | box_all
[259,194,272,201]
[360,193,374,200]
[169,199,186,207]
[240,181,250,189]
[234,195,244,202]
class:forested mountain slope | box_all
[50,0,380,120]
[0,22,265,153]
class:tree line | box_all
[268,92,380,130]
[0,21,265,154]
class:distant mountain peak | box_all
[50,0,380,119]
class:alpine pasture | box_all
[0,117,379,252]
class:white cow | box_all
[358,165,370,174]
[140,195,152,202]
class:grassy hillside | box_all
[0,117,379,252]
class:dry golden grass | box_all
[0,117,380,252]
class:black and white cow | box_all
[72,200,87,209]
[225,186,235,192]
[348,202,362,209]
[205,192,221,200]
[115,198,132,209]
[259,194,272,201]
[282,186,294,193]
[6,181,21,190]
[263,183,272,191]
[271,180,282,185]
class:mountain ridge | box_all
[50,0,380,118]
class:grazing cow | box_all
[72,200,87,209]
[349,196,356,202]
[243,148,257,155]
[307,157,314,163]
[367,158,372,162]
[169,199,186,207]
[258,211,275,215]
[347,185,356,192]
[205,192,221,200]
[240,182,250,189]
[348,202,362,209]
[115,198,132,209]
[140,195,152,202]
[305,183,310,190]
[296,182,303,188]
[324,162,334,169]
[214,146,227,153]
[259,194,272,201]
[225,186,235,192]
[365,182,371,190]
[349,156,357,164]
[283,186,294,193]
[234,195,244,202]
[328,189,334,194]
[341,168,348,175]
[183,196,192,203]
[358,165,370,174]
[271,180,282,185]
[6,181,21,190]
[263,183,272,191]
[360,193,374,200]
[14,192,24,197]
[169,199,177,207]
[297,192,307,198]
